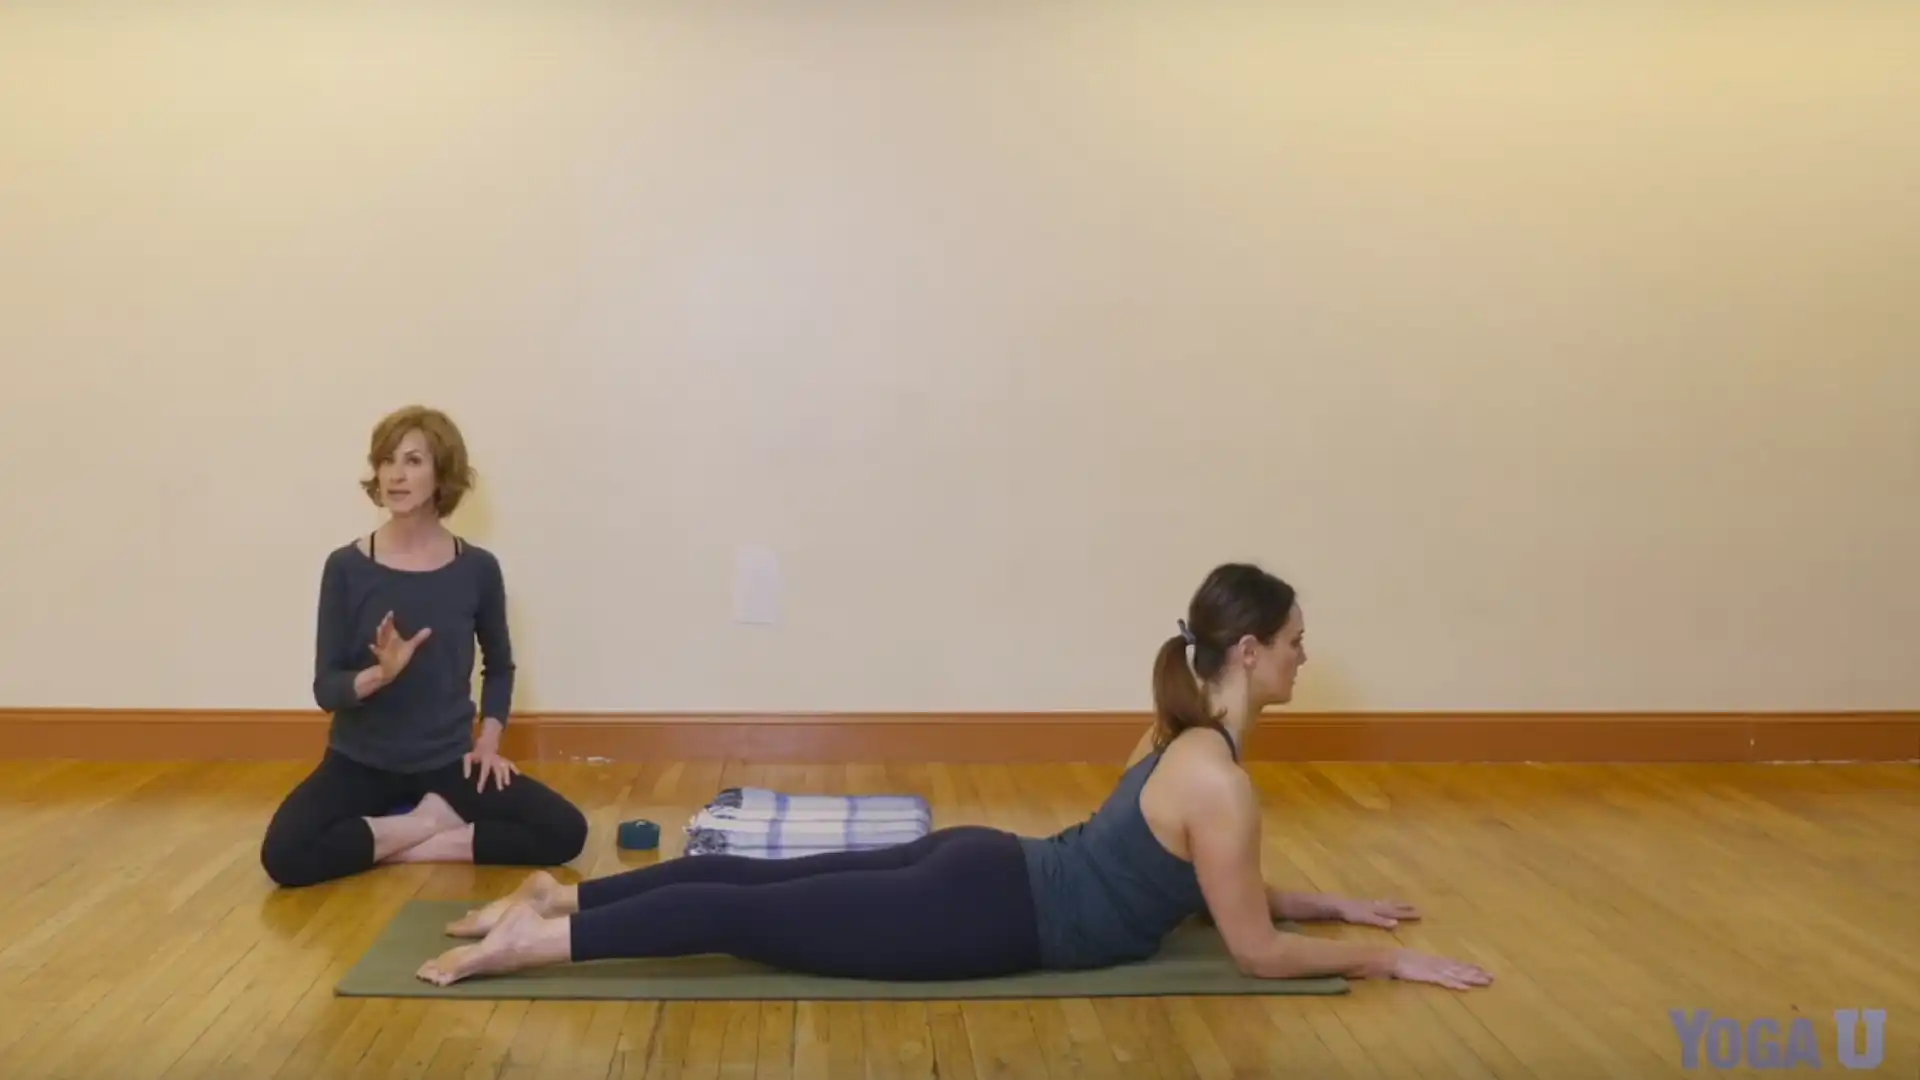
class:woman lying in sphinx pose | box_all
[419,563,1493,993]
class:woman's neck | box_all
[1209,681,1257,753]
[378,511,447,550]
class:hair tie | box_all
[1176,618,1196,646]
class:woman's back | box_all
[1017,742,1214,969]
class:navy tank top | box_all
[1018,750,1212,970]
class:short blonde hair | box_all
[359,405,476,517]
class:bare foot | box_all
[387,824,474,864]
[367,791,469,862]
[413,792,465,833]
[446,870,567,937]
[416,903,564,986]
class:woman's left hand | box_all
[464,722,519,793]
[1334,897,1422,928]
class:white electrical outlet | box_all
[733,545,782,625]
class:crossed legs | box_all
[261,749,589,887]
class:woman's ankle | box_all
[385,824,476,864]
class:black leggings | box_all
[261,749,589,887]
[569,825,1043,981]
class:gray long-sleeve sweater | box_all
[311,538,515,773]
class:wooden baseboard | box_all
[0,708,1914,763]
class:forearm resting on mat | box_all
[1241,928,1398,980]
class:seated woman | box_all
[419,563,1492,992]
[260,406,589,888]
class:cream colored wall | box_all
[2,5,1915,715]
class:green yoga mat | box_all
[335,900,1350,1001]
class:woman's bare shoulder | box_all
[1153,730,1254,808]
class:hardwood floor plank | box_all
[0,760,1912,1078]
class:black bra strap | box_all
[367,533,462,557]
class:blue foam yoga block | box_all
[618,819,661,850]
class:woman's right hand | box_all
[1390,948,1494,990]
[369,612,432,682]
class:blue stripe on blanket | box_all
[683,788,932,859]
[702,788,931,820]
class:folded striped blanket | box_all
[683,787,932,859]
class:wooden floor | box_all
[0,759,1913,1079]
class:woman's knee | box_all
[260,833,323,888]
[259,809,371,888]
[540,797,590,863]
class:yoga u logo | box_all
[1670,1007,1887,1070]
[1833,1008,1885,1070]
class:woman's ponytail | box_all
[1150,628,1229,753]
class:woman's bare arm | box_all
[1180,758,1401,979]
[1179,755,1495,990]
